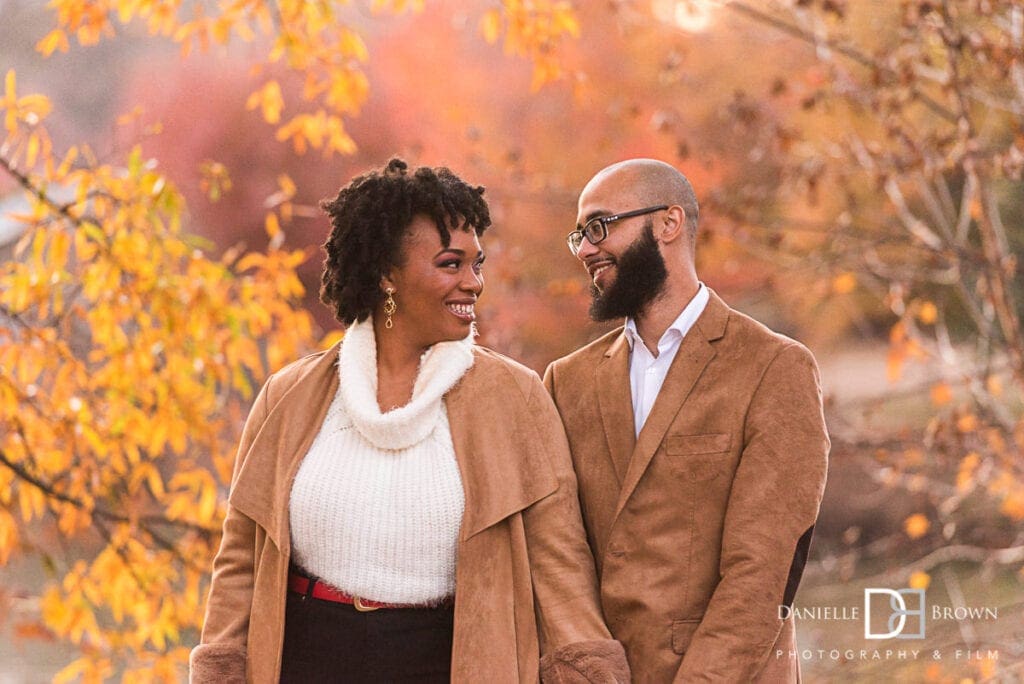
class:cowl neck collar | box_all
[338,316,475,450]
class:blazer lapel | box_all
[613,293,729,519]
[595,331,636,485]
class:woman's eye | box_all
[472,259,485,273]
[439,260,460,270]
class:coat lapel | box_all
[613,293,730,519]
[446,350,560,540]
[229,344,340,550]
[596,331,635,485]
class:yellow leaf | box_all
[0,508,17,565]
[36,29,70,57]
[199,480,217,524]
[54,657,89,684]
[212,17,232,44]
[26,133,40,167]
[339,28,369,62]
[553,5,580,37]
[246,80,283,124]
[319,329,345,350]
[264,213,281,239]
[481,9,501,44]
[146,464,166,498]
[278,173,296,198]
[5,69,16,103]
[904,514,930,539]
[235,253,266,272]
[530,59,561,91]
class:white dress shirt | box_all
[623,284,710,436]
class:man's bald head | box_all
[584,159,699,242]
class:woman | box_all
[190,159,628,683]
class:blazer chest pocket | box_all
[666,433,731,481]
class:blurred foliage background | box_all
[1,0,1022,681]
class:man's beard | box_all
[588,221,668,321]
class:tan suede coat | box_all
[544,291,830,683]
[190,343,628,683]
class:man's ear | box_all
[658,205,686,244]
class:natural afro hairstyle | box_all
[319,158,491,325]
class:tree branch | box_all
[725,1,959,123]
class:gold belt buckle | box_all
[353,596,380,612]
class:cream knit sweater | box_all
[289,317,474,604]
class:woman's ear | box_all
[380,275,395,293]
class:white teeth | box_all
[447,303,475,317]
[592,264,612,280]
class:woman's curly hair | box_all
[319,158,491,325]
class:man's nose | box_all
[575,234,599,261]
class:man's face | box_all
[574,172,668,321]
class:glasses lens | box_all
[584,219,605,246]
[568,231,582,254]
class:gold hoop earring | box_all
[384,288,397,329]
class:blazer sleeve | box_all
[189,376,274,684]
[522,379,630,683]
[674,343,829,682]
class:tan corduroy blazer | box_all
[544,290,829,683]
[190,343,628,683]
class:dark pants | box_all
[279,589,455,683]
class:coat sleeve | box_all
[189,376,274,684]
[673,343,829,682]
[522,378,630,684]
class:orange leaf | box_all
[957,413,978,433]
[929,382,953,406]
[917,301,938,324]
[831,272,856,294]
[904,514,930,539]
[908,571,930,589]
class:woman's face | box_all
[382,214,485,347]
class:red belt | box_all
[287,572,447,611]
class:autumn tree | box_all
[0,1,579,680]
[712,0,1024,591]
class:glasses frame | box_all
[566,205,669,255]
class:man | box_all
[544,159,829,682]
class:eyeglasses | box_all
[566,205,668,255]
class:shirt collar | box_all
[623,283,709,352]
